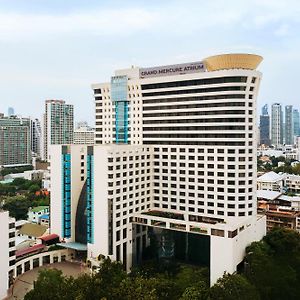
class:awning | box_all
[56,242,87,251]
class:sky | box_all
[0,0,300,124]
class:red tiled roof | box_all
[39,234,59,242]
[16,244,45,257]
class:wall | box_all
[0,211,9,299]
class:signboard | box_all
[139,61,205,79]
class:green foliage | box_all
[0,178,47,220]
[0,165,33,177]
[245,228,300,300]
[2,195,31,220]
[210,273,260,300]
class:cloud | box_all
[0,8,160,41]
[0,1,299,42]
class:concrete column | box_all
[39,256,43,267]
[29,259,33,270]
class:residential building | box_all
[271,103,283,147]
[285,174,300,194]
[0,115,31,167]
[285,105,294,145]
[74,122,95,145]
[257,171,285,192]
[28,206,50,223]
[42,100,74,161]
[30,118,42,158]
[51,54,266,285]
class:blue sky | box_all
[0,0,299,124]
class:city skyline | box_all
[0,0,300,124]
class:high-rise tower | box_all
[271,103,283,147]
[42,100,74,161]
[51,54,266,285]
[285,105,294,145]
[260,104,270,145]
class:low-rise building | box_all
[28,206,49,223]
[285,174,300,194]
[18,223,48,240]
[257,171,286,192]
[39,214,50,227]
[4,169,46,181]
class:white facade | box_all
[271,103,283,147]
[51,54,266,285]
[74,126,95,145]
[28,206,49,223]
[285,174,300,194]
[0,211,16,299]
[42,100,74,161]
[257,171,285,192]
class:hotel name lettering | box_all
[139,62,205,78]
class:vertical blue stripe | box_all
[87,154,94,243]
[62,153,71,238]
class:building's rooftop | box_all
[16,243,45,257]
[39,233,59,242]
[257,171,285,182]
[19,223,47,238]
[204,53,263,71]
[278,195,300,203]
[39,214,49,220]
[31,206,49,213]
[257,190,282,201]
[15,219,29,228]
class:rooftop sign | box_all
[139,61,205,79]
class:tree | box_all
[245,228,300,300]
[24,269,73,300]
[209,273,260,300]
[180,282,208,300]
[28,184,40,193]
[2,195,31,220]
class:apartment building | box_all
[42,100,74,161]
[0,115,31,167]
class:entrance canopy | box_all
[57,242,87,251]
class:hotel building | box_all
[51,54,266,285]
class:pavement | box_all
[6,261,89,300]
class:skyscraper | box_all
[260,104,270,145]
[261,104,268,115]
[293,109,300,137]
[42,100,74,161]
[271,103,283,147]
[0,115,31,166]
[7,107,14,116]
[285,105,294,145]
[30,118,42,158]
[51,53,266,285]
